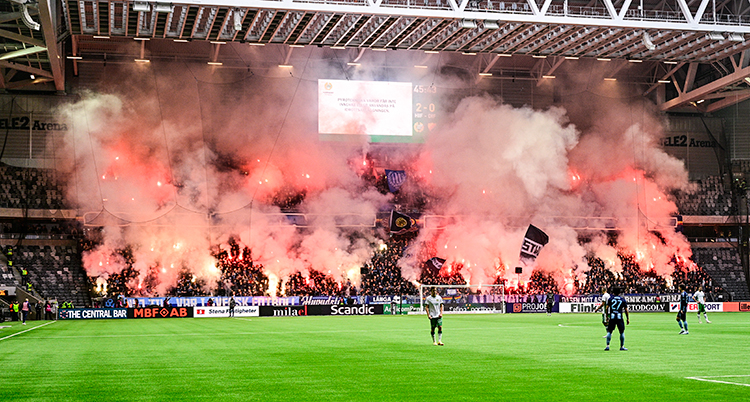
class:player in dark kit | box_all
[604,287,629,351]
[677,285,689,334]
[545,292,554,316]
[229,296,237,318]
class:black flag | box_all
[425,257,447,275]
[428,257,446,270]
[389,210,417,234]
[519,224,549,264]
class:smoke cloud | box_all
[54,52,693,296]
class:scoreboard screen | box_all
[318,79,438,143]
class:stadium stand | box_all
[0,162,746,302]
[692,246,750,301]
[0,163,66,210]
[12,244,91,307]
[673,175,734,216]
[0,261,18,287]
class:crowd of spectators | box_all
[214,240,270,296]
[359,237,418,296]
[526,271,559,295]
[574,253,726,299]
[172,270,206,297]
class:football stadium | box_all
[1,0,750,400]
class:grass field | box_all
[1,312,749,401]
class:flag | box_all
[389,210,417,234]
[425,257,446,275]
[428,257,446,270]
[519,224,549,264]
[385,169,407,193]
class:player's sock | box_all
[438,332,442,343]
[683,321,688,332]
[619,333,624,348]
[431,330,435,342]
[606,332,611,346]
[678,321,683,329]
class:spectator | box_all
[35,300,42,320]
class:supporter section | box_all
[0,167,749,310]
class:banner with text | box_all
[507,302,557,314]
[194,306,259,318]
[668,302,723,313]
[559,302,668,313]
[58,308,128,320]
[127,307,194,319]
[259,304,384,317]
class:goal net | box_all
[419,284,506,314]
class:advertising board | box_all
[668,302,723,313]
[507,302,557,313]
[194,306,259,318]
[259,304,384,317]
[57,308,128,320]
[559,303,668,313]
[127,307,194,319]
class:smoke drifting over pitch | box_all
[56,52,693,296]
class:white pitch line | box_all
[0,321,57,341]
[18,326,510,340]
[685,376,750,387]
[234,318,253,322]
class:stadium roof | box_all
[2,0,750,112]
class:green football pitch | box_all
[2,312,749,401]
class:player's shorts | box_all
[430,317,443,328]
[606,318,625,333]
[676,310,686,321]
[697,303,706,313]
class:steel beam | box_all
[0,61,54,79]
[157,0,750,33]
[659,64,750,110]
[38,0,65,91]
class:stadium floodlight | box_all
[10,0,40,30]
[153,2,174,13]
[642,32,656,51]
[132,1,150,12]
[460,19,477,29]
[728,33,745,42]
[233,9,243,31]
[484,21,500,30]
